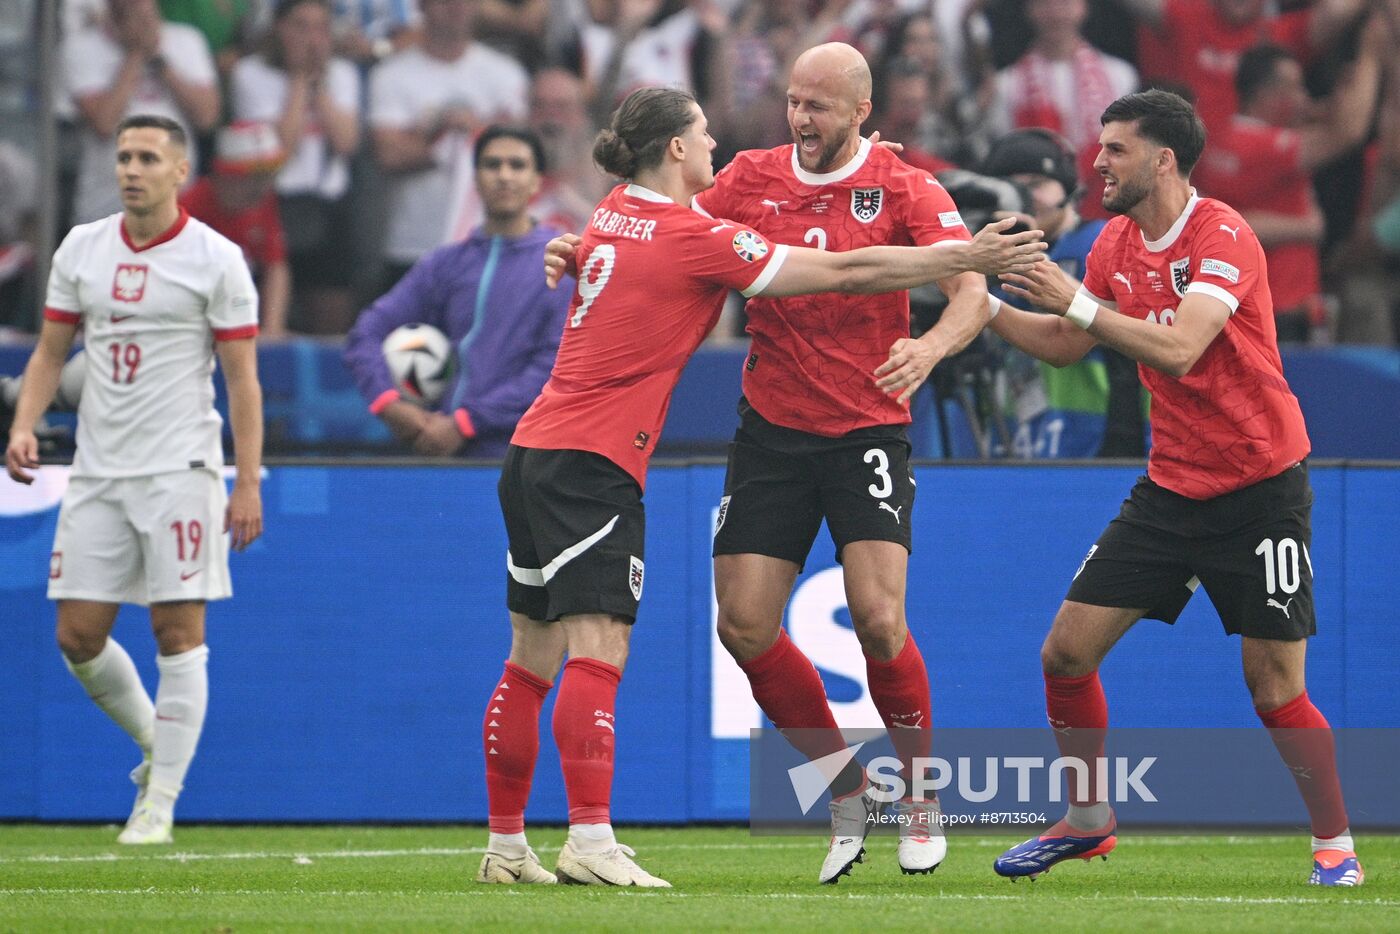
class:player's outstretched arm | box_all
[759,218,1047,297]
[5,320,77,485]
[544,233,582,289]
[215,338,264,551]
[1001,260,1230,376]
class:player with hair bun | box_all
[477,86,1047,888]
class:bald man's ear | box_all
[853,98,873,126]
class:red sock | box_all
[483,661,552,834]
[552,657,622,826]
[866,633,932,794]
[740,630,845,753]
[740,630,861,796]
[1045,671,1109,807]
[1257,691,1350,839]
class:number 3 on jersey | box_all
[572,243,616,327]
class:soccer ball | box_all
[382,323,453,406]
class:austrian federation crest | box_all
[851,187,884,223]
[1169,256,1191,298]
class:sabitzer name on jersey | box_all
[591,207,657,241]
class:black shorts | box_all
[498,446,645,623]
[712,397,914,569]
[1066,461,1316,640]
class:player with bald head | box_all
[700,41,987,883]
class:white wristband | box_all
[987,295,1002,320]
[1065,292,1099,330]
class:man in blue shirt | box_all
[345,125,572,456]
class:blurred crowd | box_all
[2,0,1399,346]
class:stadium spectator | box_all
[1195,35,1383,343]
[4,114,263,847]
[979,127,1146,457]
[231,0,362,334]
[327,0,422,66]
[988,89,1363,886]
[180,121,292,338]
[1335,30,1400,345]
[871,56,958,175]
[875,13,991,167]
[63,0,220,224]
[527,68,611,233]
[474,0,550,64]
[0,142,38,333]
[989,0,1137,154]
[1125,0,1367,136]
[556,0,736,130]
[344,126,571,457]
[368,0,528,291]
[512,85,1042,888]
[159,0,265,75]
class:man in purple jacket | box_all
[345,126,572,456]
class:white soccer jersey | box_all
[44,210,259,479]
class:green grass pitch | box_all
[1,825,1395,932]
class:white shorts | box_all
[47,470,232,606]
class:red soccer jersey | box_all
[1137,0,1310,135]
[512,183,787,489]
[180,177,286,275]
[1080,193,1310,499]
[1193,116,1320,311]
[694,139,971,436]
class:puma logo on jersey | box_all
[595,718,615,733]
[709,221,733,233]
[1113,272,1132,292]
[1266,597,1295,618]
[761,199,788,214]
[1219,224,1240,241]
[878,502,903,524]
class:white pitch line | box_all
[0,834,1331,866]
[0,888,1394,909]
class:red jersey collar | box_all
[121,206,190,253]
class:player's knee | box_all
[1246,670,1306,713]
[716,609,774,663]
[55,625,105,664]
[1040,636,1092,678]
[850,603,904,660]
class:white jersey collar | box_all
[1141,189,1200,253]
[790,136,872,186]
[623,183,674,204]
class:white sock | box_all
[488,832,528,858]
[1066,802,1112,832]
[568,822,616,854]
[1313,831,1354,853]
[147,645,210,812]
[64,639,155,753]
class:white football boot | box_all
[117,800,173,845]
[555,841,671,887]
[894,797,947,874]
[819,789,881,884]
[476,847,558,884]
